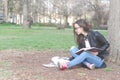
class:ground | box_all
[0,49,120,80]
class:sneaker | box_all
[42,62,56,67]
[51,56,60,65]
[88,64,95,70]
[57,59,69,70]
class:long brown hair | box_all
[73,19,90,47]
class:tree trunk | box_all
[23,0,30,29]
[108,0,120,65]
[64,16,68,28]
[4,0,8,22]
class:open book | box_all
[75,47,102,54]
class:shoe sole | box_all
[90,64,95,70]
[57,61,62,70]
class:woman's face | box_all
[74,23,83,35]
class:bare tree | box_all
[8,0,15,23]
[0,0,4,12]
[2,0,110,30]
[87,0,109,27]
[0,0,4,23]
[52,0,72,29]
[28,0,37,23]
[71,0,87,19]
[15,0,23,24]
[108,0,120,65]
[4,0,8,22]
[8,0,23,24]
[23,0,30,29]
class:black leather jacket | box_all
[79,30,110,59]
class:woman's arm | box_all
[95,31,110,51]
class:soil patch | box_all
[0,49,120,80]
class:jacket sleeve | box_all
[95,31,110,51]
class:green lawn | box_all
[0,24,107,51]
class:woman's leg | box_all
[82,61,95,69]
[70,46,79,57]
[68,51,103,68]
[70,46,94,68]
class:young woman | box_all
[58,19,110,70]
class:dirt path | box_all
[0,49,120,80]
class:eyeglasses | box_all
[74,27,80,30]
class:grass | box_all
[104,67,113,72]
[0,60,12,79]
[0,68,12,79]
[35,75,46,80]
[0,23,107,51]
[0,61,12,68]
[0,24,75,51]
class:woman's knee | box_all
[80,51,90,56]
[70,46,79,54]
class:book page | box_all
[75,47,102,54]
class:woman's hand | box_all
[80,48,99,55]
[90,52,98,55]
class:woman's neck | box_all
[82,31,88,37]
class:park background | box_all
[0,0,120,80]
